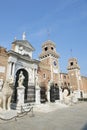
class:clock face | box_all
[19,46,23,51]
[53,61,57,66]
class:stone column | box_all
[8,62,12,76]
[47,81,51,102]
[35,73,40,105]
[47,89,50,102]
[36,87,40,105]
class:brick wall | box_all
[0,47,8,81]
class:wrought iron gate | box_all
[27,85,35,103]
[50,83,60,102]
[40,87,47,103]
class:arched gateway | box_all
[12,69,28,103]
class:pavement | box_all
[0,101,87,130]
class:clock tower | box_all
[67,58,83,97]
[39,40,60,85]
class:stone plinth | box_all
[0,110,17,120]
[17,86,25,105]
[11,103,33,113]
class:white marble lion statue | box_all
[0,76,14,110]
[62,88,72,105]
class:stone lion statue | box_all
[62,87,72,105]
[0,76,14,110]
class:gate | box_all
[27,85,35,103]
[54,85,60,100]
[12,69,28,103]
[50,84,55,102]
[50,83,60,102]
[40,87,47,103]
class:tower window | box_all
[44,47,48,51]
[70,62,73,66]
[64,82,67,86]
[51,47,54,50]
[64,75,66,79]
[68,83,70,86]
[43,74,46,79]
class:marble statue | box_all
[0,76,14,110]
[22,32,26,40]
[18,71,25,88]
[62,88,72,105]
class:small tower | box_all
[39,40,60,85]
[67,58,82,95]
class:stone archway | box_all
[12,68,28,103]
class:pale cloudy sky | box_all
[0,0,87,76]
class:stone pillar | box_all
[17,86,25,105]
[47,81,51,102]
[36,87,40,105]
[8,62,12,76]
[47,89,50,102]
[35,73,40,105]
[59,87,63,101]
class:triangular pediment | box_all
[12,40,35,51]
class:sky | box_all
[0,0,87,76]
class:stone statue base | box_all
[17,86,25,105]
[11,103,33,113]
[0,110,17,120]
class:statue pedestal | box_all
[16,86,25,113]
[36,87,40,105]
[0,110,17,120]
[17,86,25,105]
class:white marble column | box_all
[47,89,50,102]
[35,73,40,105]
[32,68,35,83]
[8,62,12,76]
[36,87,40,105]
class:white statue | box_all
[0,76,14,110]
[22,32,26,40]
[18,71,25,87]
[62,88,72,105]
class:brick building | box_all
[0,34,39,105]
[0,47,8,81]
[0,37,87,101]
[38,40,60,89]
[38,40,87,98]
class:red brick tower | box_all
[38,40,60,88]
[67,58,82,93]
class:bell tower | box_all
[39,40,60,84]
[67,58,82,95]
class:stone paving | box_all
[0,102,87,130]
[34,101,68,113]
